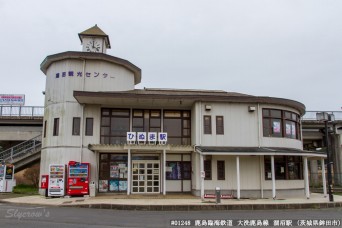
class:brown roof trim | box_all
[73,90,306,115]
[40,51,141,84]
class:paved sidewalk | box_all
[1,193,341,211]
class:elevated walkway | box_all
[0,134,42,172]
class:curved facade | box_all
[40,26,325,199]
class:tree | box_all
[23,164,40,188]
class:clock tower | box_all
[78,24,111,54]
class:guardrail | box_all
[302,111,342,121]
[0,134,42,163]
[0,105,44,117]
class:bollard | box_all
[215,187,221,204]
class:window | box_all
[166,161,191,180]
[163,110,191,145]
[204,160,212,180]
[101,109,130,144]
[43,120,47,138]
[53,118,59,136]
[262,109,301,140]
[264,156,303,180]
[85,118,93,136]
[216,116,224,135]
[217,160,225,180]
[72,117,81,135]
[204,116,212,134]
[98,153,128,192]
[132,110,161,133]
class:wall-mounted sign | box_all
[55,71,114,79]
[127,132,167,144]
[0,94,25,106]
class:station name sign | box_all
[127,132,167,145]
[0,94,25,106]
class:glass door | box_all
[132,160,160,193]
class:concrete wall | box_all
[0,126,41,141]
[41,56,136,185]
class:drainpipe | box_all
[80,59,86,162]
[321,158,327,197]
[271,155,276,199]
[303,156,310,199]
[259,156,264,198]
[257,103,261,148]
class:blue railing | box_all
[0,106,44,117]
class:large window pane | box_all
[85,118,93,136]
[164,119,182,137]
[72,117,81,136]
[204,116,212,134]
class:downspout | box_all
[80,59,86,162]
[257,103,263,198]
[257,103,261,148]
[199,101,202,145]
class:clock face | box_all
[86,39,101,52]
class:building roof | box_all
[195,146,326,158]
[40,51,141,84]
[73,88,306,114]
[78,24,111,48]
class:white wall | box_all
[44,59,135,106]
[192,102,303,150]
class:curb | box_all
[60,202,342,211]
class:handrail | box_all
[0,105,44,117]
[302,111,342,121]
[0,134,42,163]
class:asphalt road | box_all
[0,203,341,228]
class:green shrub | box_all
[13,184,38,195]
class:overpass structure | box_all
[0,106,341,184]
[302,111,342,186]
[0,106,43,172]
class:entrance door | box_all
[132,160,160,193]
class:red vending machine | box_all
[67,161,90,196]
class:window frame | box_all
[204,160,212,180]
[262,109,301,140]
[163,110,191,145]
[72,117,81,136]
[264,156,303,180]
[85,118,94,136]
[100,108,130,144]
[204,115,212,135]
[43,120,47,138]
[53,118,59,136]
[216,116,224,135]
[217,160,225,180]
[166,161,191,180]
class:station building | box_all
[39,25,326,199]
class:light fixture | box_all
[205,105,211,111]
[248,106,256,112]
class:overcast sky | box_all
[1,0,341,111]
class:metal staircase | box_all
[0,134,42,172]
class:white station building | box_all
[40,25,326,199]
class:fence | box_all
[309,172,342,188]
[0,106,44,117]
